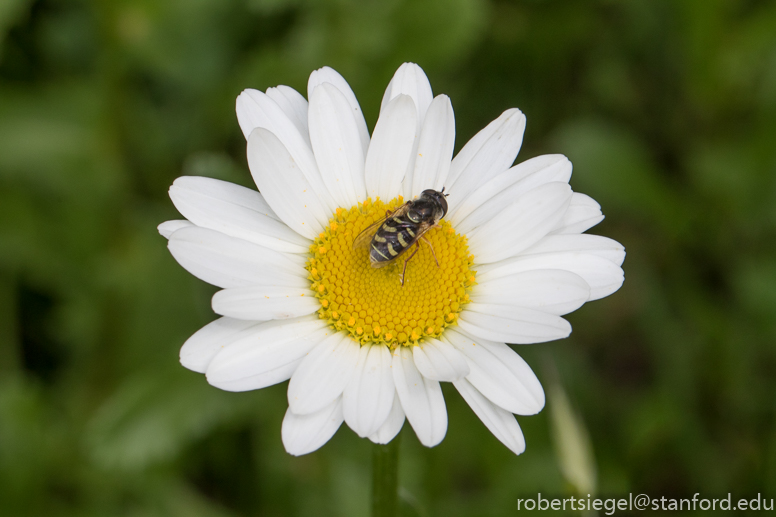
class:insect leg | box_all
[400,242,421,287]
[420,236,439,267]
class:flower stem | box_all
[372,435,400,517]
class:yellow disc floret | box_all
[305,197,476,348]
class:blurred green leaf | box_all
[0,0,31,53]
[548,383,597,496]
[551,119,689,237]
[87,370,257,471]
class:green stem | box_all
[372,435,400,517]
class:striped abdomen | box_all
[369,214,418,266]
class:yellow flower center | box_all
[306,197,476,347]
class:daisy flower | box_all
[158,63,625,456]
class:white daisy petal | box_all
[457,304,572,345]
[453,378,526,455]
[407,94,455,198]
[308,83,366,207]
[381,63,432,199]
[412,337,469,382]
[211,284,319,321]
[173,176,281,221]
[167,226,308,289]
[237,88,311,154]
[467,182,573,264]
[551,193,604,234]
[180,317,260,373]
[449,154,572,226]
[282,397,344,456]
[247,127,332,239]
[380,62,434,124]
[266,85,309,141]
[521,234,626,266]
[472,270,590,316]
[308,66,370,154]
[343,344,396,438]
[364,94,417,201]
[158,219,194,239]
[169,176,310,254]
[445,108,526,210]
[237,89,336,213]
[170,175,280,219]
[287,332,360,415]
[444,328,545,415]
[369,392,406,444]
[476,253,624,301]
[392,346,447,447]
[205,316,329,391]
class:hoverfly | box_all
[353,188,449,285]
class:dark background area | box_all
[1,0,775,515]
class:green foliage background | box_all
[1,0,775,515]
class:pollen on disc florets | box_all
[305,197,476,348]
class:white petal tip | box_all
[158,220,193,239]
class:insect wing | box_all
[352,215,390,249]
[370,256,398,268]
[351,204,409,249]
